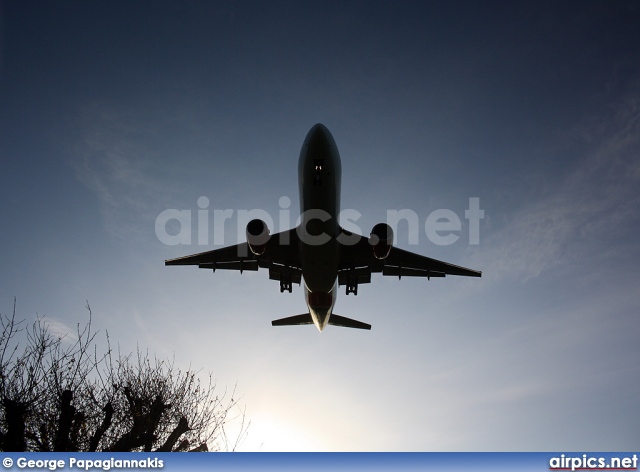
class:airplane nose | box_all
[307,123,331,143]
[303,124,335,160]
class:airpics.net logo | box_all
[549,454,638,471]
[154,196,484,247]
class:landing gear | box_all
[344,267,359,295]
[345,273,358,296]
[280,280,292,293]
[279,268,293,293]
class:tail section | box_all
[271,313,371,330]
[329,314,371,330]
[271,314,314,326]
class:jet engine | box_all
[246,219,270,256]
[369,223,393,260]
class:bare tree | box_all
[0,300,247,452]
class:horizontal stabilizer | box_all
[329,314,371,330]
[271,313,314,326]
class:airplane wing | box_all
[337,230,481,288]
[165,228,302,289]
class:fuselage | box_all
[166,123,481,331]
[297,123,342,331]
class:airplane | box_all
[165,123,481,331]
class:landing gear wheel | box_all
[346,282,358,296]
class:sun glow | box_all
[241,414,320,452]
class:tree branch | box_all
[89,401,113,452]
[156,416,190,452]
[53,390,75,451]
[2,398,27,451]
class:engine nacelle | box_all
[246,219,271,256]
[369,223,393,260]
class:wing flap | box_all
[268,263,302,284]
[337,229,481,278]
[165,229,301,278]
[165,243,251,266]
[337,267,372,286]
[386,246,482,277]
[198,260,259,271]
[382,266,446,278]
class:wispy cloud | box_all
[71,103,182,242]
[476,88,640,282]
[37,317,78,344]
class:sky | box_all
[1,1,639,451]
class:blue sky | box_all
[1,1,639,450]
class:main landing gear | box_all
[279,270,293,293]
[345,274,358,296]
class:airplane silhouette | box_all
[166,124,481,331]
